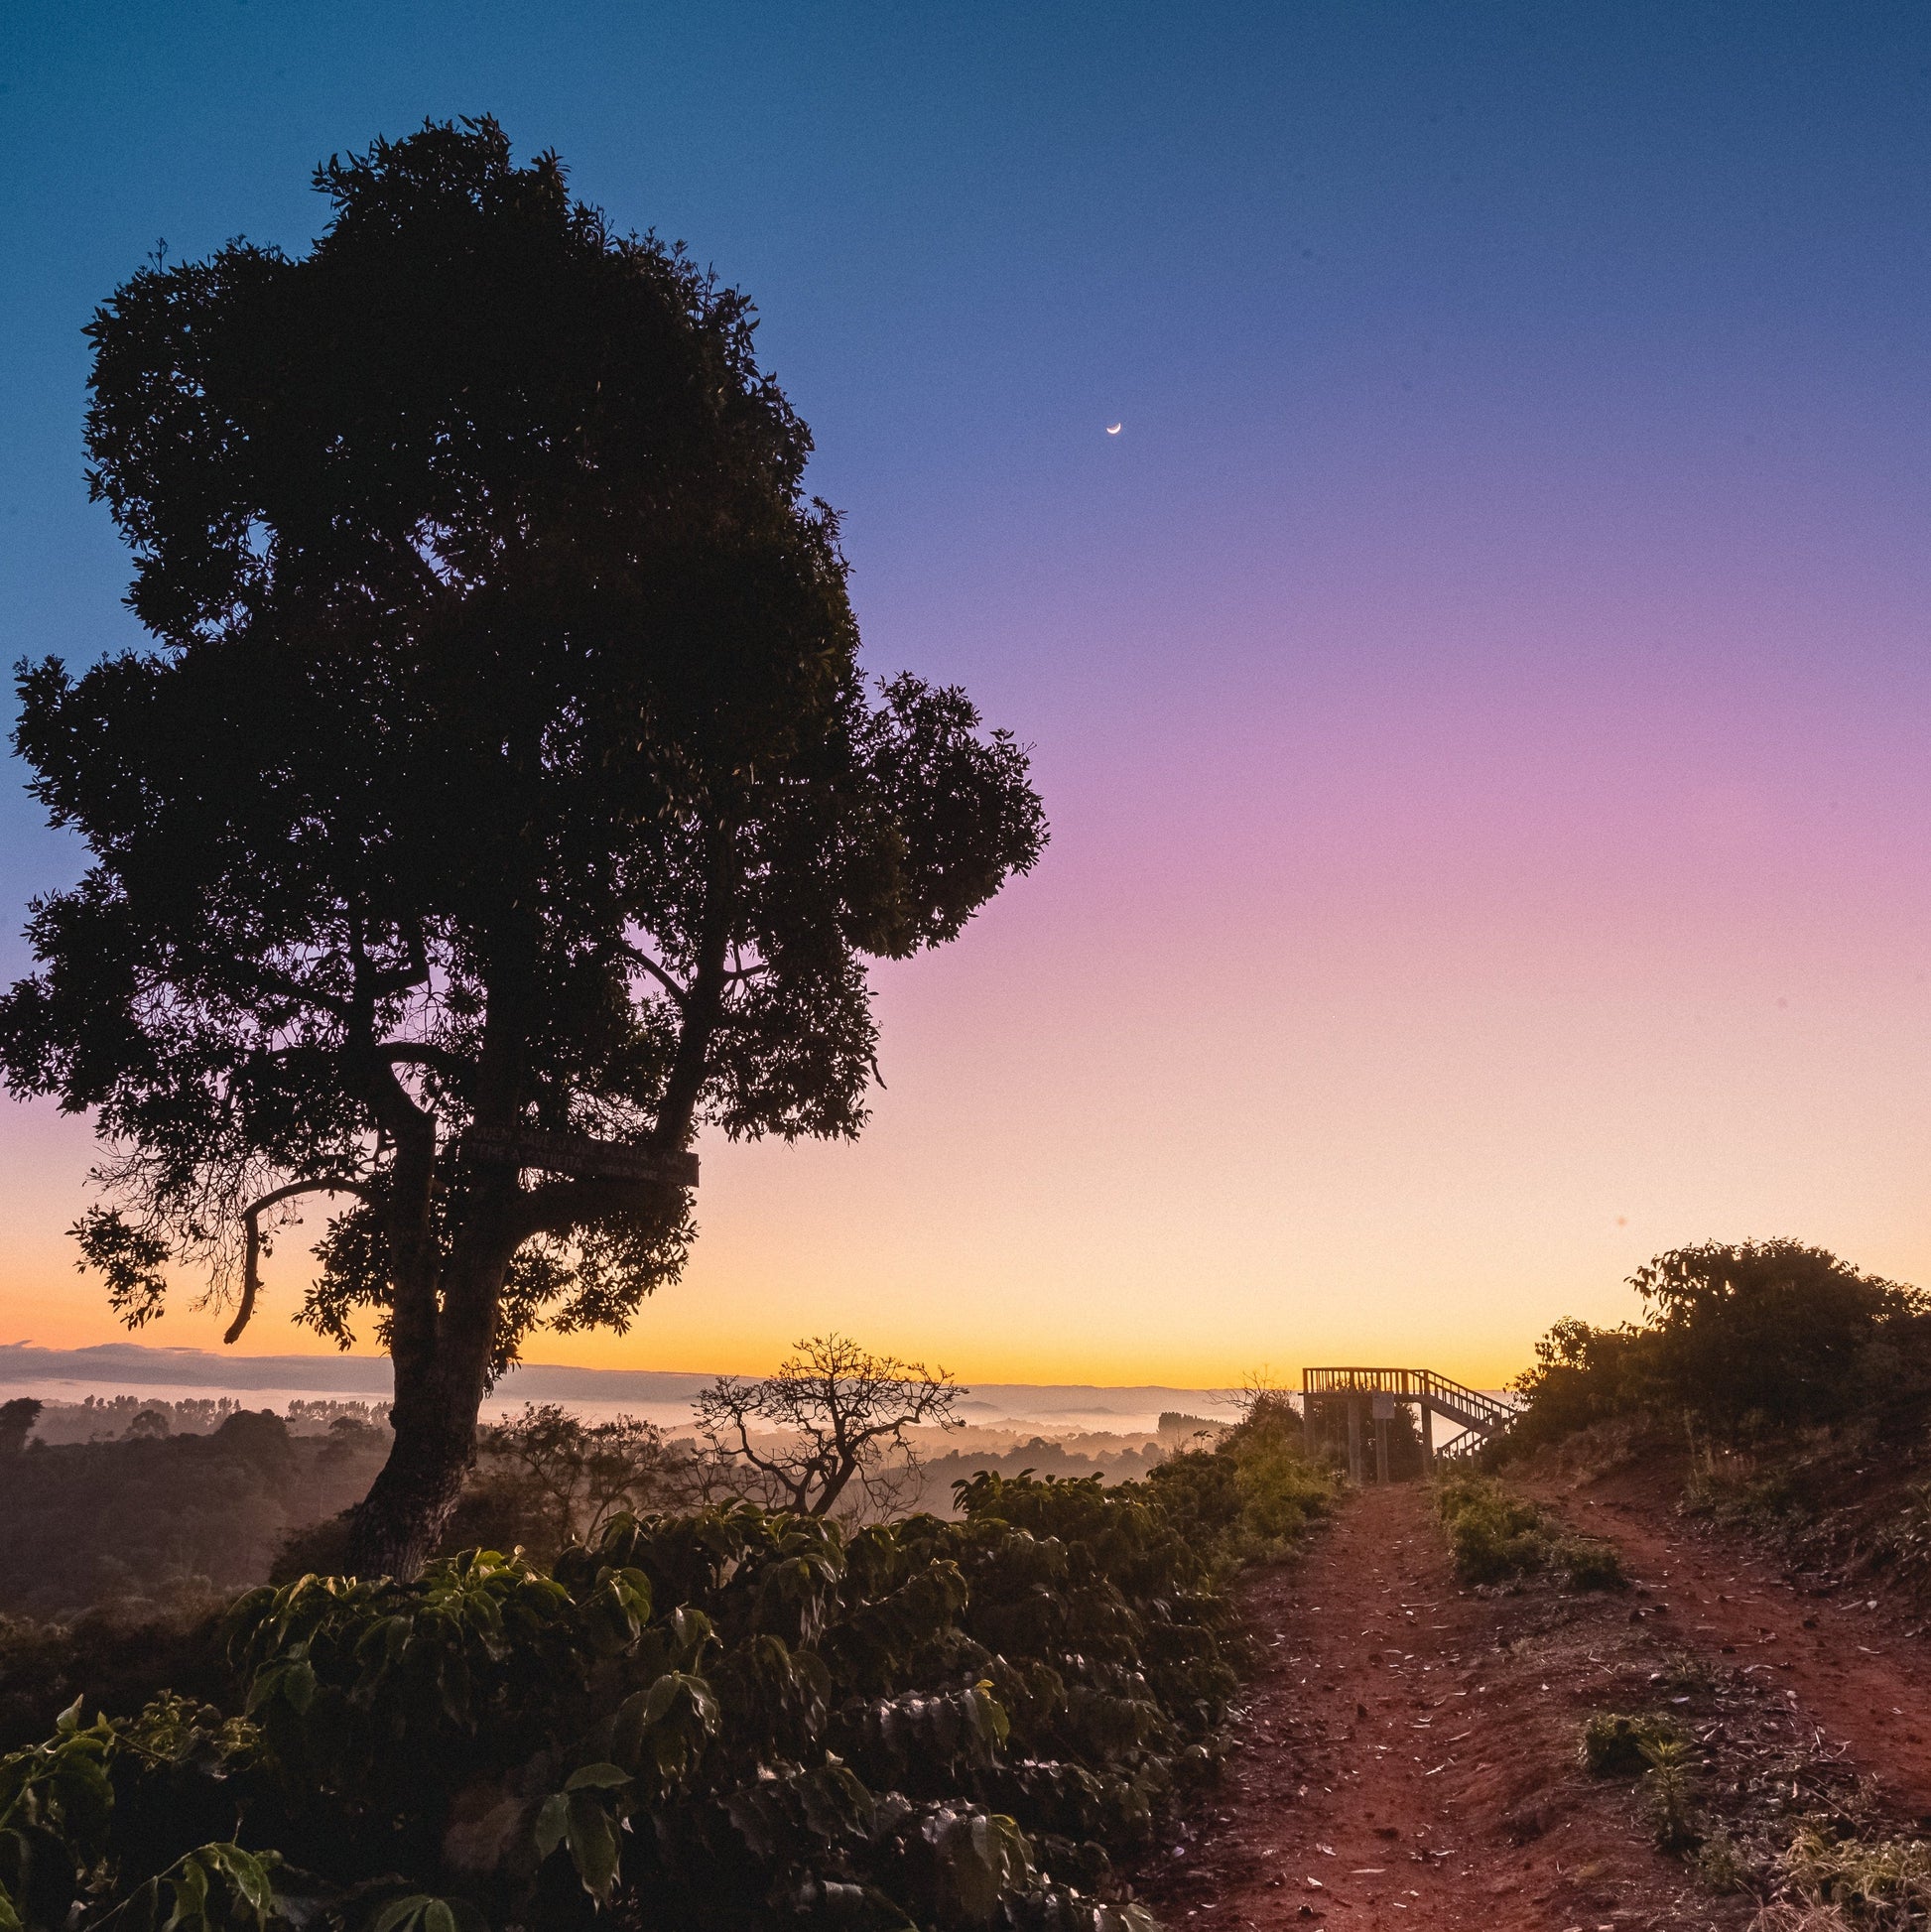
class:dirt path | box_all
[1139,1483,1742,1931]
[1538,1466,1931,1822]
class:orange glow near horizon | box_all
[7,651,1931,1396]
[7,15,1931,1395]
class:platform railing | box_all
[1301,1366,1514,1431]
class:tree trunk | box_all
[344,1368,482,1579]
[346,1234,515,1579]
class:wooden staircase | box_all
[1299,1365,1517,1479]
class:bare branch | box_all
[225,1175,375,1346]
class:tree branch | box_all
[234,959,354,1022]
[513,1169,690,1242]
[383,1042,466,1083]
[348,917,430,1000]
[622,948,690,1012]
[225,1175,375,1346]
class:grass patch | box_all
[1776,1825,1931,1927]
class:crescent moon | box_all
[1106,423,1122,435]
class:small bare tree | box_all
[696,1335,964,1519]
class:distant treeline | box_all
[915,1435,1164,1495]
[0,1408,391,1621]
[21,1394,391,1446]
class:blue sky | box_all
[5,3,1931,1377]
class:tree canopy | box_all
[0,118,1046,1571]
[1507,1238,1929,1449]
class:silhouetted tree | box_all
[1632,1238,1923,1429]
[0,1398,41,1456]
[474,1401,679,1554]
[696,1334,963,1517]
[0,119,1045,1577]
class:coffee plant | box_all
[0,1444,1328,1932]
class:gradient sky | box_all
[3,1,1931,1387]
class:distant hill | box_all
[0,1342,1243,1432]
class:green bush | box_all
[1435,1476,1550,1583]
[1435,1476,1622,1589]
[1578,1711,1684,1776]
[1553,1535,1627,1591]
[0,1451,1333,1932]
[1143,1391,1337,1570]
[1503,1240,1931,1455]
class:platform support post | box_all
[1346,1398,1362,1483]
[1374,1416,1390,1484]
[1420,1397,1435,1471]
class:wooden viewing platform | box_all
[1300,1365,1517,1482]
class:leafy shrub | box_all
[1435,1476,1548,1583]
[1500,1319,1653,1457]
[1504,1240,1931,1455]
[0,1453,1325,1932]
[1143,1393,1336,1570]
[1578,1711,1685,1776]
[1553,1535,1627,1591]
[1435,1476,1623,1589]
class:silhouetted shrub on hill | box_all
[0,1398,41,1456]
[1502,1239,1931,1455]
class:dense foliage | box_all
[1502,1240,1931,1453]
[0,1414,387,1622]
[1,116,1044,1574]
[0,1436,1331,1932]
[1140,1391,1334,1563]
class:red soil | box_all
[1138,1482,1743,1930]
[1534,1458,1931,1822]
